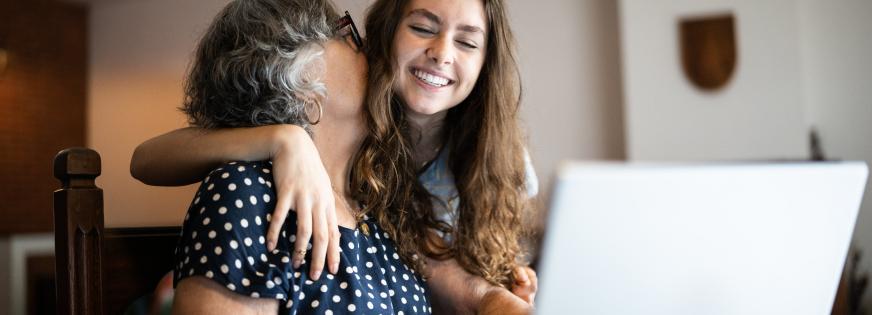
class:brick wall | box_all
[0,0,87,234]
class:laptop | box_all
[536,162,868,315]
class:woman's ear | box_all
[296,93,323,125]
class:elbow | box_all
[129,145,147,183]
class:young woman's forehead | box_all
[403,0,487,30]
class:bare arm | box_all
[425,258,533,315]
[130,124,341,278]
[130,125,302,186]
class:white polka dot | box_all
[256,216,263,225]
[325,310,333,315]
[305,279,314,285]
[311,300,319,308]
[260,254,268,262]
[224,222,232,231]
[347,242,355,249]
[401,297,407,304]
[227,283,236,291]
[389,289,395,296]
[277,293,284,299]
[194,242,202,250]
[218,206,227,214]
[365,261,373,268]
[244,237,253,246]
[286,300,294,308]
[237,165,246,172]
[354,289,362,297]
[266,280,275,289]
[288,234,295,242]
[398,311,404,315]
[352,266,358,273]
[320,284,328,292]
[347,304,356,312]
[235,259,242,268]
[244,178,252,185]
[251,292,260,298]
[367,292,374,299]
[193,197,200,204]
[250,196,258,205]
[263,168,271,173]
[299,292,305,300]
[267,213,272,222]
[380,303,387,309]
[259,236,265,244]
[205,271,214,278]
[403,274,409,280]
[230,240,238,249]
[346,266,354,274]
[240,218,249,228]
[208,230,216,239]
[235,199,244,208]
[367,302,373,309]
[214,246,222,255]
[198,207,206,214]
[380,279,387,286]
[228,183,236,191]
[212,193,220,201]
[220,264,230,274]
[241,278,250,287]
[365,275,372,281]
[202,217,211,225]
[266,181,272,188]
[263,194,271,203]
[393,253,400,260]
[295,272,302,279]
[413,294,419,301]
[281,256,290,263]
[221,172,230,179]
[207,183,214,190]
[380,292,387,298]
[191,231,198,239]
[247,257,255,265]
[332,295,341,303]
[340,282,348,289]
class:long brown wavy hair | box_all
[350,0,530,288]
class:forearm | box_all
[130,125,306,186]
[478,287,533,315]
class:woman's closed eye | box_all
[410,25,436,35]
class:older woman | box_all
[168,0,428,313]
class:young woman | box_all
[132,0,538,311]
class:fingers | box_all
[292,197,313,270]
[307,200,329,280]
[325,202,341,275]
[266,191,293,252]
[513,266,530,285]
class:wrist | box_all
[269,124,308,159]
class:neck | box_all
[406,109,447,167]
[310,116,364,195]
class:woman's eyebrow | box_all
[408,8,484,35]
[408,8,440,24]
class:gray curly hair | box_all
[182,0,340,131]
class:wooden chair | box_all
[53,147,181,315]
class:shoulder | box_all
[198,161,276,200]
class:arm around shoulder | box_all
[130,124,308,186]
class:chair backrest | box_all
[53,148,180,315]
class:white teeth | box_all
[413,69,449,87]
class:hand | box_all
[510,266,538,306]
[265,125,340,280]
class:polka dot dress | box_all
[174,161,431,314]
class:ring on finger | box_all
[294,249,307,256]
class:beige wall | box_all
[87,0,623,226]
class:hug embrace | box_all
[130,0,539,313]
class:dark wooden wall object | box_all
[680,14,737,91]
[54,148,181,315]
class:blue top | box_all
[418,148,539,241]
[174,161,431,315]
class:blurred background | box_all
[0,0,870,314]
